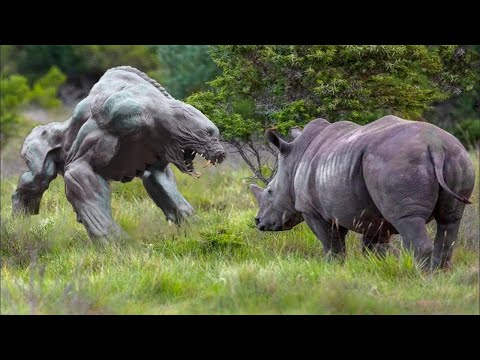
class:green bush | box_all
[427,84,480,148]
[72,45,160,78]
[2,45,160,82]
[30,66,67,108]
[188,45,480,183]
[454,119,480,147]
[150,45,219,99]
[0,66,66,147]
[0,74,31,144]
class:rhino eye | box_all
[267,189,273,194]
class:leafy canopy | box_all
[150,45,219,99]
[0,67,66,146]
[187,45,480,183]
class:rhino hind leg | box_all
[432,193,468,270]
[432,221,462,270]
[12,151,58,216]
[303,213,348,260]
[391,217,433,269]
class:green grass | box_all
[1,155,479,314]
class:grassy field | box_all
[0,112,480,314]
[1,144,479,314]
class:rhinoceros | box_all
[13,66,226,242]
[250,116,475,269]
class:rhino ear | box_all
[289,127,302,140]
[266,129,292,154]
[250,184,263,204]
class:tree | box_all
[150,45,219,99]
[187,45,480,184]
[2,45,161,102]
[5,45,160,81]
[0,67,66,147]
[72,45,160,79]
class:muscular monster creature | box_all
[12,66,226,242]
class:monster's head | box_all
[161,99,226,177]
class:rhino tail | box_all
[428,145,472,204]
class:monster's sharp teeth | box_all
[181,149,184,153]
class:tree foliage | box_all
[188,45,480,183]
[150,45,219,99]
[1,45,162,103]
[0,66,66,146]
[2,45,160,81]
[427,83,480,147]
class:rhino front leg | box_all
[64,160,125,243]
[303,213,348,260]
[142,163,194,225]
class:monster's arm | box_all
[142,162,194,224]
[12,151,58,215]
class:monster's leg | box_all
[142,163,194,225]
[63,118,124,243]
[12,151,58,216]
[303,213,348,259]
[64,160,124,243]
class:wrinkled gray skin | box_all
[12,66,226,243]
[251,116,475,270]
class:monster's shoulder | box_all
[90,86,158,136]
[21,121,67,169]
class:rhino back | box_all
[293,115,473,233]
[294,120,375,221]
[293,116,412,232]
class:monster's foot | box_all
[165,203,195,226]
[75,205,130,244]
[142,162,196,226]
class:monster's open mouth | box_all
[181,148,225,178]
